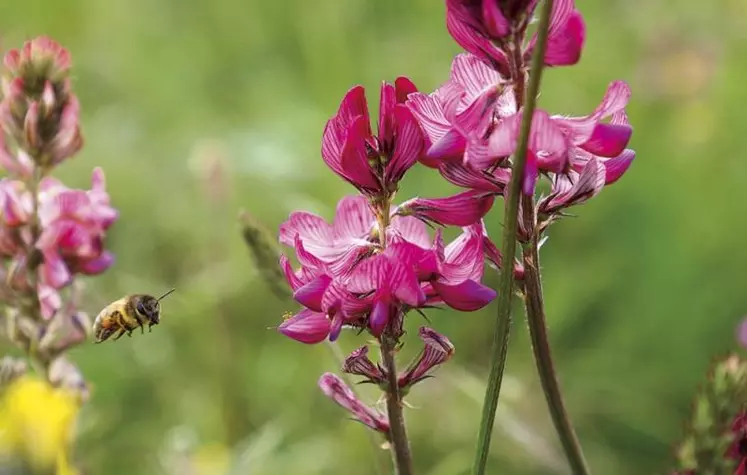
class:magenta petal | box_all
[390,260,426,307]
[294,235,325,270]
[336,85,372,135]
[486,113,521,161]
[438,161,508,194]
[78,251,114,275]
[580,123,632,157]
[40,251,71,289]
[401,190,495,227]
[446,0,509,72]
[294,274,332,312]
[386,105,424,184]
[328,313,344,342]
[603,149,635,185]
[530,110,569,172]
[395,76,418,103]
[279,211,333,249]
[432,279,496,311]
[441,224,484,284]
[388,215,431,249]
[369,300,391,337]
[340,117,381,191]
[543,10,585,66]
[405,92,452,158]
[523,152,539,196]
[427,128,467,162]
[481,0,510,38]
[278,309,331,344]
[332,195,375,240]
[378,82,396,148]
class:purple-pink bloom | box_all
[399,327,455,389]
[318,372,390,435]
[446,0,585,73]
[486,80,634,195]
[277,309,331,344]
[396,190,495,227]
[321,79,423,195]
[342,345,386,385]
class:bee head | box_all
[136,296,161,325]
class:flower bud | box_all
[318,372,390,435]
[0,356,27,388]
[398,327,455,390]
[342,346,386,385]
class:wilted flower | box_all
[399,327,455,390]
[446,0,585,74]
[318,372,390,435]
[322,79,423,196]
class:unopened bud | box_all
[342,346,386,385]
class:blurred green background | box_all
[1,0,747,474]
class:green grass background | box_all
[1,0,746,473]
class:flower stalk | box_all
[472,1,555,473]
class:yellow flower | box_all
[0,376,80,475]
[192,443,231,475]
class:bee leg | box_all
[140,325,144,335]
[112,329,127,341]
[127,330,133,338]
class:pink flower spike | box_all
[278,309,331,344]
[342,345,387,385]
[399,327,455,389]
[319,373,390,434]
[397,190,495,227]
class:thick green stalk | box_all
[471,1,555,474]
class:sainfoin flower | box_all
[399,327,455,390]
[321,78,423,195]
[318,373,390,435]
[277,195,497,343]
[446,0,585,74]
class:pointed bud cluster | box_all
[1,37,81,170]
[276,195,497,343]
[673,355,747,474]
[318,373,390,435]
[321,78,422,197]
[340,328,455,393]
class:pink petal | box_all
[449,53,502,106]
[388,260,426,306]
[523,151,539,196]
[369,300,393,337]
[441,223,485,283]
[446,0,509,73]
[427,128,467,162]
[385,105,423,184]
[278,309,331,344]
[38,285,62,320]
[388,215,431,249]
[294,235,326,270]
[431,279,496,311]
[439,160,508,194]
[40,250,71,289]
[394,76,419,103]
[385,241,439,281]
[280,254,314,291]
[603,149,635,185]
[526,0,585,67]
[485,113,521,162]
[294,274,332,312]
[540,157,606,212]
[530,110,569,173]
[400,190,495,227]
[554,81,632,144]
[332,195,375,240]
[78,251,115,275]
[328,313,345,342]
[482,0,510,38]
[378,82,396,148]
[580,123,632,157]
[405,92,452,156]
[339,116,381,191]
[278,211,333,248]
[336,85,372,136]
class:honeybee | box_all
[92,289,176,343]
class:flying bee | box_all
[92,289,176,343]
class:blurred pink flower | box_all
[277,309,331,345]
[322,79,423,195]
[3,36,71,79]
[446,0,585,73]
[318,372,390,435]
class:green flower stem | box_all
[520,199,591,475]
[472,1,555,474]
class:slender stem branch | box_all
[380,334,414,475]
[520,198,590,474]
[472,1,555,474]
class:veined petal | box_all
[369,300,394,336]
[526,0,585,67]
[431,279,496,311]
[394,76,419,103]
[278,310,331,344]
[294,274,332,312]
[405,92,452,156]
[336,85,372,136]
[540,157,605,212]
[427,128,467,163]
[580,122,632,157]
[388,215,431,249]
[340,116,381,192]
[385,241,439,281]
[554,80,632,144]
[398,190,495,227]
[441,223,485,283]
[446,0,509,73]
[450,53,502,106]
[482,0,510,38]
[438,161,506,193]
[378,82,396,148]
[386,105,423,184]
[278,211,333,249]
[602,149,635,185]
[318,373,390,433]
[332,195,375,241]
